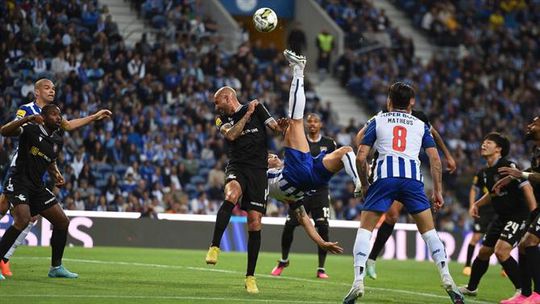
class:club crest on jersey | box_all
[16,194,27,201]
[320,146,327,152]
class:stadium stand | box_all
[0,0,344,218]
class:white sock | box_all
[4,222,33,259]
[341,151,361,186]
[353,228,372,283]
[288,73,305,120]
[421,229,451,279]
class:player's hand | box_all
[53,172,65,188]
[469,204,479,219]
[431,191,444,211]
[498,166,522,179]
[92,109,112,121]
[27,114,44,124]
[276,117,290,133]
[320,241,343,254]
[446,156,457,174]
[492,175,513,195]
[246,100,259,117]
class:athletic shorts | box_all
[482,216,528,248]
[472,211,497,234]
[286,189,330,226]
[362,178,430,214]
[527,208,540,238]
[225,165,267,214]
[282,148,333,191]
[4,177,57,216]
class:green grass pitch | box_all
[1,246,514,303]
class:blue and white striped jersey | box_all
[15,101,42,120]
[268,167,305,203]
[8,102,42,168]
[362,111,435,183]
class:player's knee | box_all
[385,214,399,225]
[54,215,70,230]
[224,190,240,204]
[13,215,31,230]
[247,220,261,231]
[520,234,539,249]
[341,146,353,154]
[477,246,493,260]
[494,247,511,261]
[0,194,9,216]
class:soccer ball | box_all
[253,8,278,33]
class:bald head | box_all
[214,86,237,99]
[34,78,56,105]
[214,86,240,116]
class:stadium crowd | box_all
[1,0,538,233]
[320,0,540,231]
[0,0,344,219]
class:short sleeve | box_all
[421,124,436,148]
[215,116,225,131]
[256,103,274,125]
[472,170,483,190]
[361,119,377,146]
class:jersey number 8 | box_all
[392,126,407,152]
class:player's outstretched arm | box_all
[292,204,343,254]
[498,166,540,185]
[431,127,457,173]
[0,114,43,137]
[62,109,112,131]
[471,192,492,218]
[426,147,444,210]
[220,101,258,141]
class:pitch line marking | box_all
[16,257,493,304]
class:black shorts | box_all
[472,212,497,234]
[527,208,540,238]
[286,189,330,226]
[4,177,57,216]
[482,216,528,248]
[225,165,267,214]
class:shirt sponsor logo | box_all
[16,194,26,201]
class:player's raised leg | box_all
[40,204,78,278]
[282,49,309,153]
[321,147,362,194]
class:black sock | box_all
[468,258,490,290]
[368,221,395,261]
[316,224,329,268]
[281,223,295,261]
[500,256,522,290]
[525,246,540,293]
[51,229,68,267]
[211,201,234,247]
[466,244,475,267]
[0,226,22,259]
[246,230,261,276]
[519,253,532,296]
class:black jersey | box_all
[472,170,496,216]
[479,158,530,218]
[216,103,274,169]
[8,123,63,188]
[307,135,337,193]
